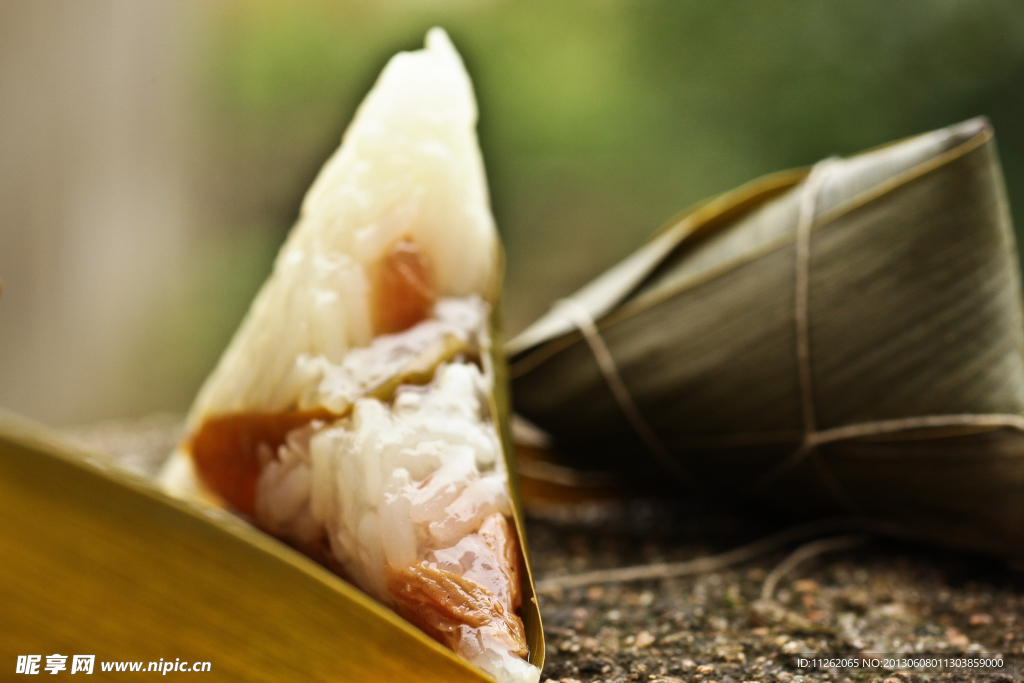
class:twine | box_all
[756,159,1024,497]
[777,158,858,508]
[554,298,697,488]
[793,159,837,435]
[758,533,869,601]
[534,517,864,592]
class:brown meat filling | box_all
[191,237,438,516]
[374,238,436,335]
[189,409,330,516]
[386,513,528,658]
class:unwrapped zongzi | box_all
[161,29,542,683]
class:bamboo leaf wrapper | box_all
[509,118,1024,557]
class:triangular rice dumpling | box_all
[161,29,542,683]
[509,118,1024,557]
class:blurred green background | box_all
[1,0,1023,425]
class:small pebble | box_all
[969,612,993,626]
[708,616,729,631]
[635,630,656,648]
[945,626,970,647]
[659,631,686,644]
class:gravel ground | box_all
[527,500,1023,683]
[63,418,1024,683]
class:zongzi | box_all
[161,29,541,683]
[509,118,1024,558]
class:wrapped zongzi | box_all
[509,118,1024,557]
